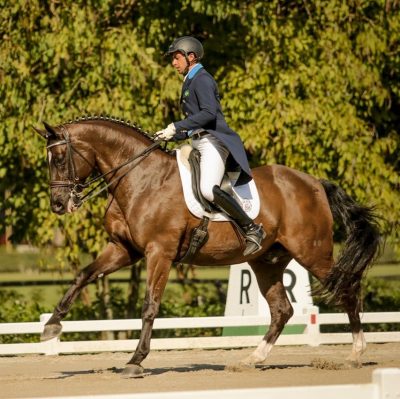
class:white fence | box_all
[1,307,400,356]
[30,368,400,399]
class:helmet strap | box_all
[184,53,198,75]
[183,55,190,75]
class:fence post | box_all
[372,368,400,399]
[40,313,60,356]
[303,306,320,347]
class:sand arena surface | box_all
[1,343,399,398]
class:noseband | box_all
[47,125,84,208]
[46,125,162,209]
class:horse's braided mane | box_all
[64,115,174,154]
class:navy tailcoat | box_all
[173,67,252,186]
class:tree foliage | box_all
[1,0,399,270]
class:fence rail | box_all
[1,307,400,356]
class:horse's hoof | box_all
[238,353,263,369]
[239,360,257,369]
[41,324,62,341]
[225,362,254,372]
[225,356,258,372]
[345,359,362,369]
[122,364,149,378]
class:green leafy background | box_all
[1,0,399,267]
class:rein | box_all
[47,125,162,209]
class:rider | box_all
[156,36,266,256]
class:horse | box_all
[34,116,380,377]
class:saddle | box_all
[176,145,260,263]
[188,149,216,213]
[178,148,211,263]
[176,145,260,221]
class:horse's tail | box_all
[319,179,381,308]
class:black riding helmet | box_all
[166,36,204,60]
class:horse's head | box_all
[34,122,95,215]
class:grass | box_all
[0,245,398,309]
[0,246,92,273]
[0,266,231,282]
[0,245,231,308]
[0,246,230,278]
[0,266,230,309]
[367,264,400,278]
[0,244,398,276]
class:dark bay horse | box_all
[34,117,380,376]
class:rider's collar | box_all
[185,63,203,80]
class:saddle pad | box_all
[176,145,261,222]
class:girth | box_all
[178,216,210,264]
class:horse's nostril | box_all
[52,201,64,213]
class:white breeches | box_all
[192,134,229,202]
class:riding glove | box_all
[155,123,176,140]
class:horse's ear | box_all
[43,121,58,138]
[32,126,48,140]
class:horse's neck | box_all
[83,123,174,199]
[91,127,152,173]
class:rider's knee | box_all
[200,182,215,202]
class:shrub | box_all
[0,289,51,343]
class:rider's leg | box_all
[192,134,265,256]
[212,185,265,256]
[192,133,229,202]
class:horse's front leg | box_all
[123,242,172,377]
[41,242,139,341]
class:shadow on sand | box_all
[46,360,378,379]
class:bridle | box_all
[47,125,162,209]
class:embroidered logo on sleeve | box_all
[184,89,190,97]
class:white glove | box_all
[155,123,176,140]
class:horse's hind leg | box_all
[41,242,139,341]
[342,296,366,368]
[291,244,366,368]
[239,249,293,367]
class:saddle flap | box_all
[188,148,215,213]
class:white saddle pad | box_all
[176,145,261,222]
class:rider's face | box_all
[171,52,196,75]
[171,52,188,75]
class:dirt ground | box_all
[1,343,399,398]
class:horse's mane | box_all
[64,115,174,154]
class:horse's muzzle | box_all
[51,200,66,215]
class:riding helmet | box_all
[166,36,204,60]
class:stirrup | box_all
[243,224,266,257]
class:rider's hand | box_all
[155,123,176,140]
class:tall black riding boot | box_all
[212,185,266,256]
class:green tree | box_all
[1,0,399,294]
